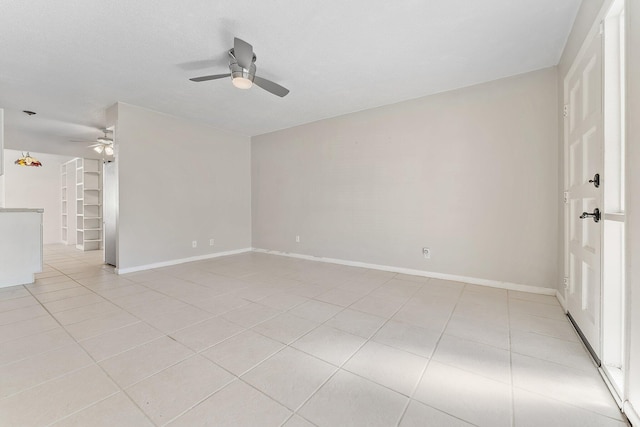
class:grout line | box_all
[395,283,466,426]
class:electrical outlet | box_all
[422,247,431,259]
[192,240,197,248]
[209,238,215,246]
[296,235,300,243]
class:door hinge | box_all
[563,105,569,118]
[563,277,569,289]
[563,191,569,204]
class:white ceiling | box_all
[1,0,581,155]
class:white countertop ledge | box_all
[0,208,44,213]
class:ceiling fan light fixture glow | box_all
[232,76,253,89]
[104,146,114,156]
[93,145,104,154]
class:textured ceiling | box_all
[0,0,581,155]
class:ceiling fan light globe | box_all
[94,145,104,153]
[104,146,114,156]
[232,76,253,89]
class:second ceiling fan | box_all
[190,37,290,97]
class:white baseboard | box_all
[624,400,639,426]
[252,248,556,295]
[116,248,253,275]
[556,289,567,311]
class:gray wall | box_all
[252,68,558,289]
[113,103,251,271]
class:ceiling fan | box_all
[70,129,114,155]
[189,37,290,97]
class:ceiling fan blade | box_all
[253,76,290,97]
[234,37,254,70]
[189,73,231,82]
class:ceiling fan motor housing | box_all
[230,62,256,83]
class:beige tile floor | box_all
[0,244,628,426]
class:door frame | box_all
[561,0,629,408]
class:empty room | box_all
[0,0,639,426]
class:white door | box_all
[564,26,603,359]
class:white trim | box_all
[624,400,639,426]
[115,248,253,274]
[252,248,556,295]
[556,289,568,311]
[599,367,624,408]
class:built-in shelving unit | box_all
[60,163,68,244]
[75,158,102,251]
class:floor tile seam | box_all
[199,340,285,378]
[508,326,581,343]
[511,349,606,376]
[510,324,582,342]
[0,334,81,368]
[122,357,238,427]
[509,348,599,372]
[41,390,123,427]
[510,383,627,422]
[33,289,96,304]
[175,323,250,354]
[133,280,257,315]
[509,310,568,322]
[19,281,159,426]
[440,328,510,351]
[0,317,60,346]
[0,287,31,301]
[0,356,99,401]
[0,298,43,313]
[0,303,49,323]
[50,303,123,325]
[275,363,342,414]
[104,288,225,333]
[404,398,483,427]
[80,327,170,362]
[281,328,368,370]
[93,285,152,300]
[367,334,438,360]
[101,348,199,393]
[278,413,319,427]
[26,283,87,296]
[506,295,561,307]
[40,295,115,314]
[397,287,463,425]
[22,282,112,345]
[220,307,286,330]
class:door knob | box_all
[588,173,600,188]
[580,208,601,223]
